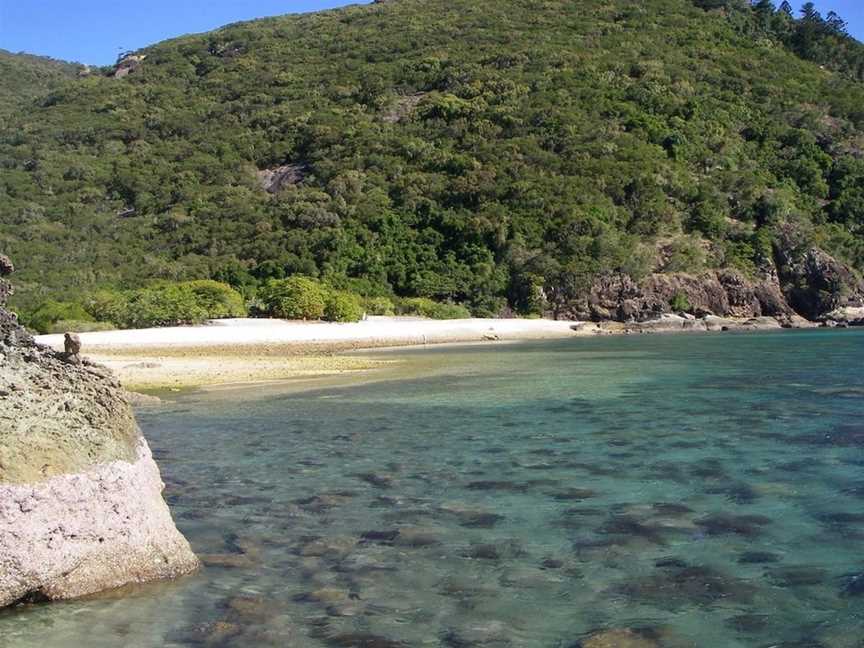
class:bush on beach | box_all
[363,296,396,316]
[258,277,471,322]
[324,290,365,322]
[395,297,472,320]
[258,276,327,320]
[82,281,246,329]
[22,277,474,332]
[259,276,365,322]
[46,320,116,334]
[22,300,94,334]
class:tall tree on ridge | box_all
[825,11,848,35]
[800,2,821,22]
[752,0,776,31]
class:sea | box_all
[2,330,863,647]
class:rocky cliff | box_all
[0,255,197,608]
[556,237,864,325]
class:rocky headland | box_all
[556,227,864,330]
[0,255,198,608]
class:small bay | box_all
[2,330,863,647]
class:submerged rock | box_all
[548,487,597,501]
[327,632,408,647]
[725,614,769,633]
[767,566,827,587]
[300,536,356,558]
[359,529,400,545]
[597,515,670,546]
[294,588,351,604]
[840,571,864,597]
[356,472,394,489]
[465,540,525,561]
[574,628,662,648]
[738,551,783,564]
[695,513,772,537]
[441,620,513,647]
[0,255,197,607]
[199,553,255,569]
[394,527,443,548]
[126,390,163,406]
[615,564,757,607]
[439,502,505,528]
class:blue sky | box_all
[0,0,861,66]
[0,1,372,65]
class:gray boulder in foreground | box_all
[0,255,198,608]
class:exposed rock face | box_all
[0,256,197,608]
[256,163,307,193]
[382,92,426,123]
[825,306,864,326]
[113,54,146,79]
[561,268,792,323]
[555,232,863,324]
[774,226,864,320]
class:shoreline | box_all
[35,317,578,391]
[34,314,830,392]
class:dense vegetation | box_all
[19,274,473,332]
[2,0,864,323]
[0,50,81,117]
[698,1,864,80]
[20,279,246,332]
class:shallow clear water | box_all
[3,331,864,647]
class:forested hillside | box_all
[2,0,864,324]
[0,50,81,116]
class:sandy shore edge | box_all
[35,317,579,391]
[35,314,820,392]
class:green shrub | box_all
[396,297,471,320]
[84,281,245,329]
[723,240,759,277]
[669,291,692,313]
[363,296,395,316]
[431,302,473,319]
[259,276,327,320]
[121,283,208,328]
[24,300,93,334]
[664,236,706,272]
[47,320,116,334]
[85,290,127,325]
[324,290,364,322]
[183,280,247,319]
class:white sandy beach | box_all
[35,317,581,390]
[37,316,578,351]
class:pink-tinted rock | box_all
[0,254,197,608]
[0,444,198,605]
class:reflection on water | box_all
[3,331,864,647]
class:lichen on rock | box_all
[0,254,198,608]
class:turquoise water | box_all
[3,331,864,647]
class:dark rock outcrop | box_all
[113,54,146,79]
[559,267,793,323]
[0,255,21,344]
[0,255,198,608]
[553,230,862,324]
[256,163,307,193]
[774,225,864,320]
